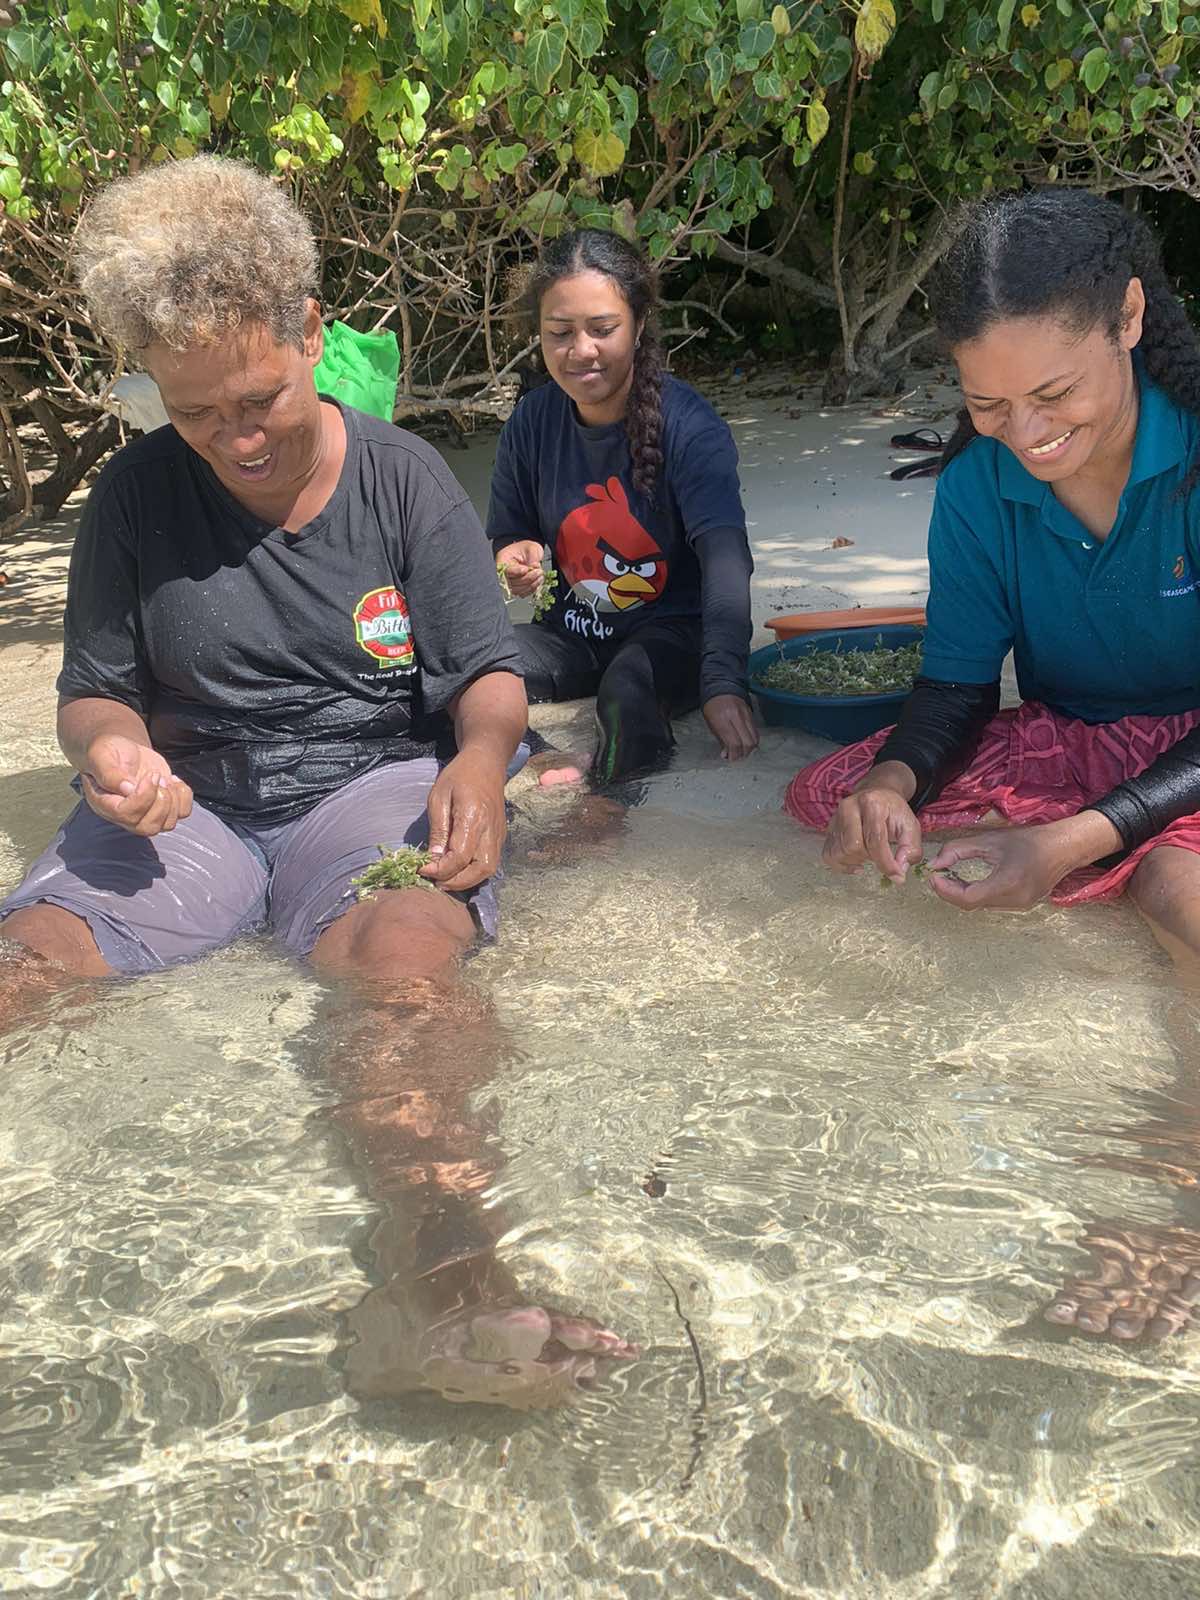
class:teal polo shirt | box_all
[923,374,1200,724]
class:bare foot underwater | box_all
[346,1247,639,1410]
[525,747,593,788]
[314,971,638,1409]
[1044,1220,1200,1341]
[1042,997,1200,1344]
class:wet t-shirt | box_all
[485,375,745,647]
[58,400,521,825]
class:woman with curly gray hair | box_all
[0,156,634,1407]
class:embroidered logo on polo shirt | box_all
[1161,554,1198,600]
[353,586,415,670]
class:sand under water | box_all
[1,382,1198,1598]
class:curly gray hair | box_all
[72,156,319,353]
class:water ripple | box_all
[1,783,1199,1592]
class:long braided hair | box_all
[522,228,665,499]
[929,190,1200,486]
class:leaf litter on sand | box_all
[753,638,923,698]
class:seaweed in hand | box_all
[351,844,435,900]
[754,637,923,698]
[497,560,560,621]
[530,565,559,621]
[878,859,949,888]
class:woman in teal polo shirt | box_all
[787,189,1200,1341]
[791,190,1200,930]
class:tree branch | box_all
[711,238,838,307]
[830,53,860,372]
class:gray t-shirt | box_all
[59,400,521,825]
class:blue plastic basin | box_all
[749,624,924,744]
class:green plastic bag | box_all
[314,320,400,422]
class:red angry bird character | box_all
[556,477,668,614]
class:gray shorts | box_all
[0,758,510,976]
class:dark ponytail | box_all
[523,227,665,499]
[929,190,1200,485]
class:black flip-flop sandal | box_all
[889,458,940,481]
[889,427,944,452]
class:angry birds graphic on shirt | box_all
[557,477,668,615]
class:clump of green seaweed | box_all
[755,637,923,698]
[351,845,435,900]
[497,560,560,622]
[880,859,934,888]
[879,858,972,889]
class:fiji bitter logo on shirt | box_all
[353,585,415,670]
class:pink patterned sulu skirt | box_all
[783,701,1200,905]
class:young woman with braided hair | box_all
[788,188,1200,1343]
[491,227,757,785]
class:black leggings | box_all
[514,618,702,784]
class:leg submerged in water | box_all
[1045,1220,1200,1341]
[310,886,638,1408]
[1127,844,1200,981]
[1043,845,1200,1341]
[1,903,113,977]
[0,905,114,1034]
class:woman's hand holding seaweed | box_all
[420,749,508,892]
[81,735,193,837]
[927,813,1121,911]
[703,694,759,762]
[823,764,923,884]
[495,540,545,599]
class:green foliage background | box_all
[2,0,1199,521]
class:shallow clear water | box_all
[3,711,1200,1598]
